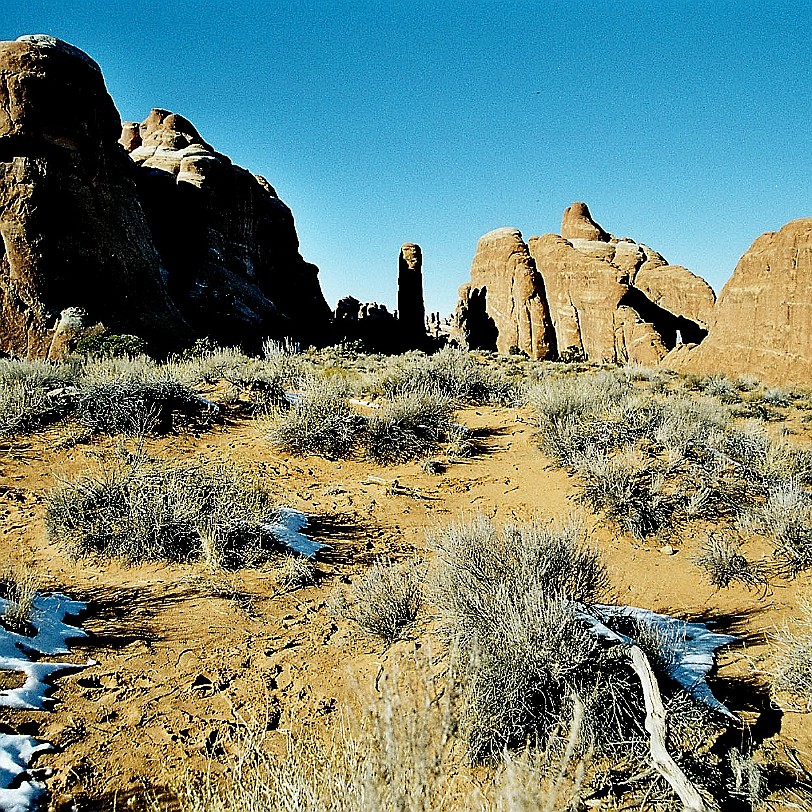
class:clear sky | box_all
[6,1,811,315]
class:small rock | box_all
[659,545,678,556]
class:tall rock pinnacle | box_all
[397,243,426,347]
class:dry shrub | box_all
[374,347,516,406]
[742,479,812,575]
[364,390,453,464]
[769,605,812,712]
[46,450,280,566]
[74,378,204,434]
[267,378,364,459]
[429,517,629,761]
[0,359,79,435]
[575,449,675,540]
[343,558,423,644]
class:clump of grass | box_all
[734,374,762,393]
[46,450,280,566]
[374,347,517,405]
[444,423,476,459]
[769,605,812,711]
[695,535,767,589]
[364,390,453,464]
[420,458,446,475]
[0,564,38,635]
[267,378,364,459]
[343,558,423,644]
[275,555,317,590]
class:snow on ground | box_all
[0,594,89,811]
[577,602,737,717]
[264,508,326,558]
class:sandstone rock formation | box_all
[561,201,610,242]
[397,243,426,347]
[0,35,191,357]
[665,218,812,384]
[0,35,331,359]
[122,108,332,348]
[454,228,557,359]
[456,205,714,364]
[335,296,398,352]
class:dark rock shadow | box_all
[66,583,199,649]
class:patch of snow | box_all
[575,603,737,718]
[0,735,52,812]
[263,508,327,559]
[0,594,89,810]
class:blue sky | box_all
[6,1,811,314]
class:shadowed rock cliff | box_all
[123,109,332,348]
[0,36,331,358]
[0,35,192,357]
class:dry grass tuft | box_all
[342,558,424,645]
[46,449,279,566]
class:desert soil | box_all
[1,404,810,808]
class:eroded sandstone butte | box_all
[122,109,331,347]
[0,35,331,358]
[0,35,191,357]
[665,218,812,384]
[456,203,715,364]
[454,227,556,359]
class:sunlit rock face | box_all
[123,108,332,348]
[454,227,557,359]
[665,217,812,385]
[455,204,714,364]
[0,35,191,357]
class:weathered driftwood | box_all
[628,645,714,812]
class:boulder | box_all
[665,218,812,384]
[124,109,332,348]
[0,35,192,357]
[454,228,556,359]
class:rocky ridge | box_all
[456,203,715,364]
